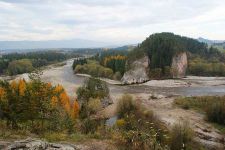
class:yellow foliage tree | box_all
[59,91,71,113]
[0,87,5,100]
[51,96,58,107]
[103,55,126,66]
[71,100,79,119]
[54,84,64,94]
[18,79,26,96]
[46,82,52,89]
[10,80,17,90]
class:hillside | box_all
[122,33,225,84]
[212,42,225,52]
[197,37,225,45]
[128,33,209,67]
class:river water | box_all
[1,59,225,97]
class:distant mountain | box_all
[0,39,116,50]
[197,37,225,45]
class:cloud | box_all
[0,0,225,44]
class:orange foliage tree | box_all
[71,100,79,119]
[0,77,79,129]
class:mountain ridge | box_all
[0,39,118,50]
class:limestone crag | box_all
[121,56,150,84]
[171,52,188,78]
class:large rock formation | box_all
[121,56,150,84]
[171,52,188,78]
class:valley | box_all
[1,58,224,149]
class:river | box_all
[1,59,225,98]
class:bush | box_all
[72,58,87,70]
[77,78,109,119]
[116,119,126,128]
[149,68,162,79]
[87,98,102,114]
[115,94,169,150]
[81,118,104,134]
[175,96,225,125]
[169,121,194,150]
[188,57,225,76]
[113,71,122,80]
[74,60,114,79]
[116,94,137,118]
[206,101,225,125]
[163,66,172,78]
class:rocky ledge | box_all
[0,138,88,150]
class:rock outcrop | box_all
[171,52,188,78]
[1,138,88,150]
[121,56,150,84]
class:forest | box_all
[72,50,128,80]
[0,51,79,75]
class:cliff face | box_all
[121,56,150,84]
[121,52,188,84]
[171,52,187,78]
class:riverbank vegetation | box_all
[0,51,80,75]
[72,50,128,80]
[174,96,225,129]
[115,94,203,150]
[0,75,206,149]
[188,56,225,76]
[0,74,79,133]
[74,60,114,79]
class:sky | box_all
[0,0,225,45]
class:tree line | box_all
[0,74,79,133]
[0,51,80,75]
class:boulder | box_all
[101,97,113,108]
[3,138,88,150]
[121,56,150,84]
[171,52,187,78]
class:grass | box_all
[211,123,225,134]
[0,120,103,143]
[169,121,205,150]
[174,96,225,126]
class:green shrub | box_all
[149,68,162,79]
[206,101,225,125]
[74,60,114,78]
[115,94,169,150]
[163,66,172,78]
[188,57,225,76]
[116,94,137,118]
[87,98,102,114]
[81,118,105,134]
[175,96,225,125]
[113,71,122,80]
[169,122,194,150]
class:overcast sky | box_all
[0,0,225,44]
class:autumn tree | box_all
[0,76,79,131]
